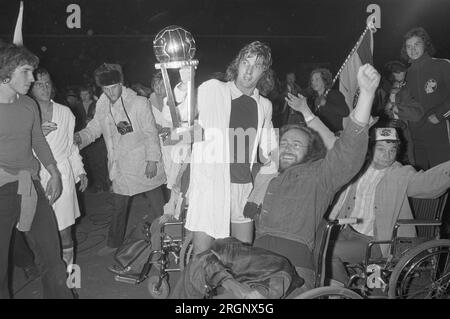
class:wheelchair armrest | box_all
[396,219,441,227]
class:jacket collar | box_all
[229,81,260,102]
[409,53,431,69]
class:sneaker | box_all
[97,246,117,256]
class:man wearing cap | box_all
[326,125,450,284]
[74,63,166,256]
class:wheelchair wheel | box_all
[388,239,450,299]
[294,286,363,299]
[147,275,170,299]
[179,232,193,271]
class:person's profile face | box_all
[8,64,35,95]
[405,36,425,61]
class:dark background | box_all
[1,0,450,90]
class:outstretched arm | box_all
[353,64,379,124]
[285,92,337,150]
[319,64,380,193]
[75,99,104,149]
[406,161,450,198]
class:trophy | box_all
[153,25,198,134]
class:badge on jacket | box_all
[425,79,438,94]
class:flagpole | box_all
[324,19,376,98]
[13,1,24,46]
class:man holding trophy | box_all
[154,30,279,254]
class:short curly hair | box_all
[309,68,333,91]
[400,27,436,61]
[279,124,327,164]
[0,44,39,81]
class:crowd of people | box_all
[0,25,449,299]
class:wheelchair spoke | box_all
[396,246,450,299]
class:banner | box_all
[338,28,373,110]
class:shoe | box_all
[107,264,133,275]
[97,246,117,256]
[22,265,40,281]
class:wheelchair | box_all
[145,216,194,299]
[296,193,450,299]
[113,206,194,299]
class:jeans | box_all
[107,187,165,248]
[0,181,73,299]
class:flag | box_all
[13,1,24,46]
[339,28,373,110]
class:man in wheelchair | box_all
[326,125,450,286]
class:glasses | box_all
[280,141,307,150]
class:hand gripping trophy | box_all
[153,25,198,140]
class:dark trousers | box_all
[82,137,110,191]
[107,187,165,248]
[0,181,73,299]
[12,228,35,269]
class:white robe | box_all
[185,80,278,239]
[39,102,85,231]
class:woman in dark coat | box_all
[309,68,349,134]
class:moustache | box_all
[280,152,297,158]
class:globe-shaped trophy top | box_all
[153,25,196,64]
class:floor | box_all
[11,190,181,299]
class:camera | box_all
[116,121,133,135]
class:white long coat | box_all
[185,80,278,239]
[39,102,85,230]
[78,88,166,196]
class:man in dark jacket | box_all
[401,27,450,169]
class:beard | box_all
[279,152,300,172]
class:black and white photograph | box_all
[0,0,449,304]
